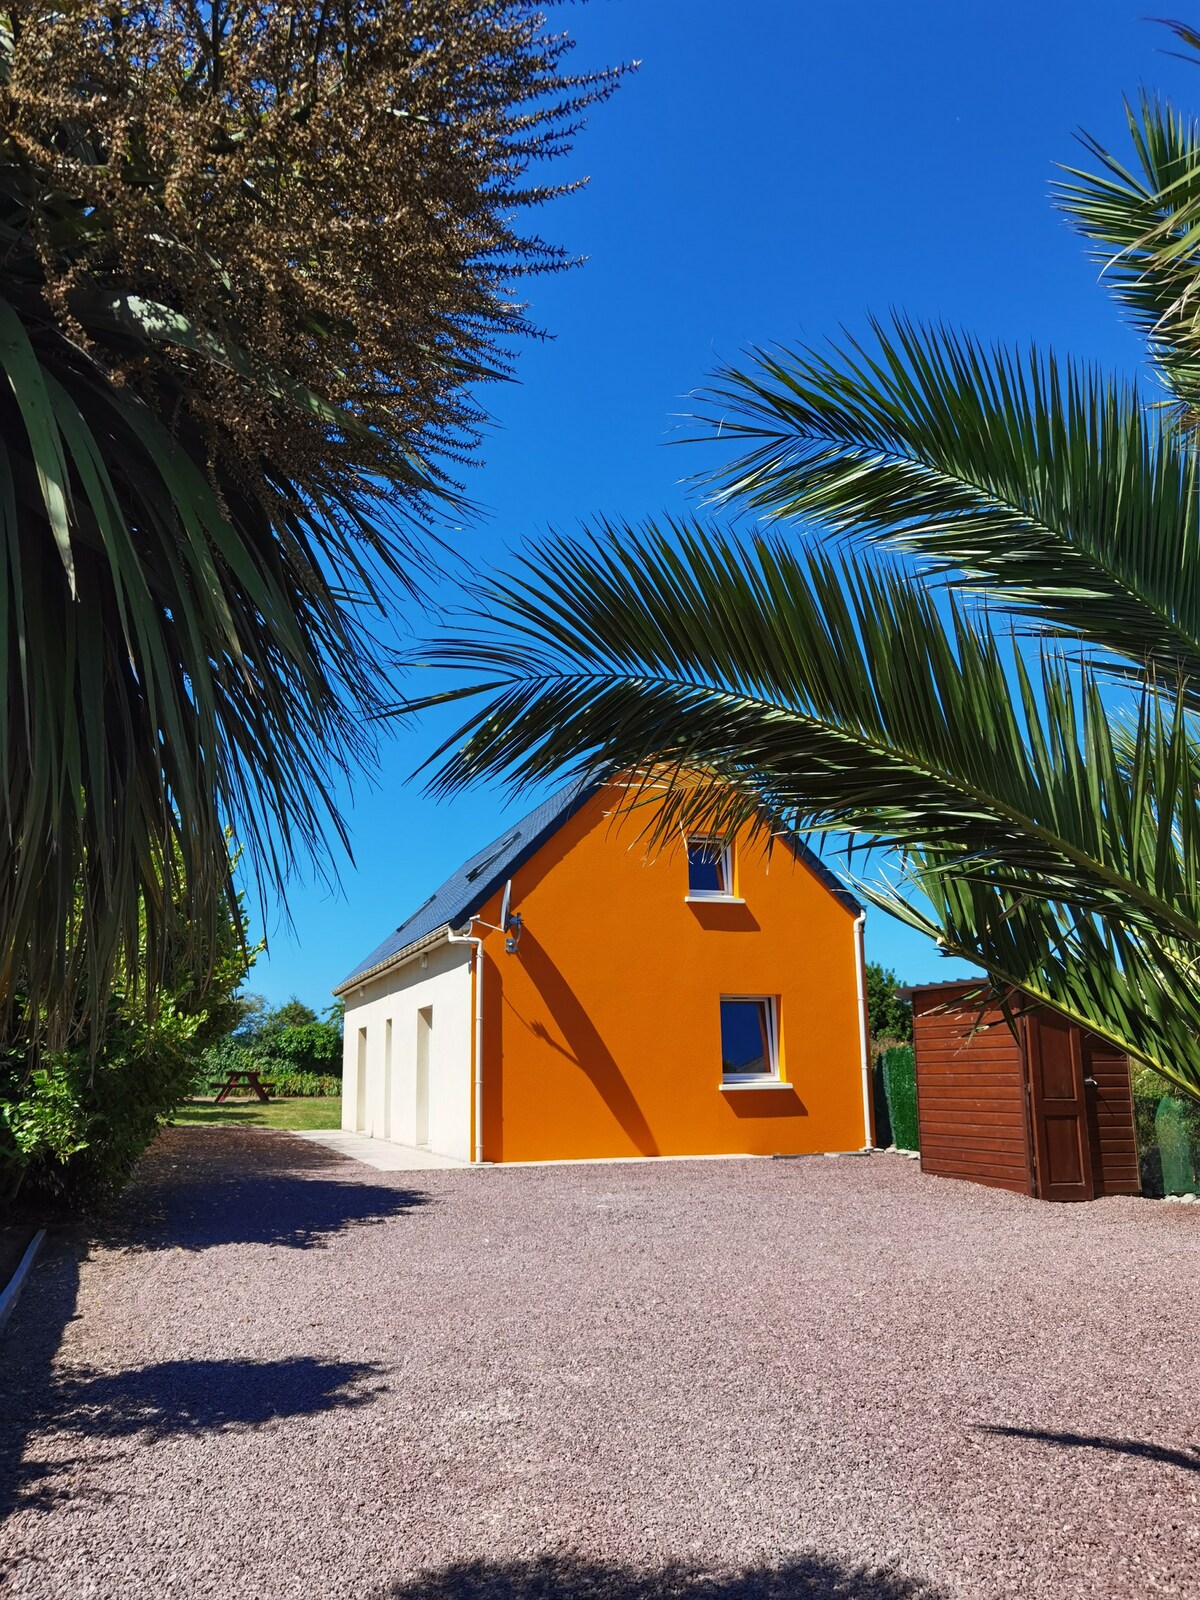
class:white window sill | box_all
[685,895,746,905]
[720,1078,792,1092]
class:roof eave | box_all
[332,922,457,997]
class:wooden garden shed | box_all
[905,981,1141,1201]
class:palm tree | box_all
[413,24,1200,1102]
[0,2,621,1038]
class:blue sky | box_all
[248,0,1195,1007]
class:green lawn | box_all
[171,1097,342,1131]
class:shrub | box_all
[1,990,243,1211]
[266,1021,342,1077]
[1,877,250,1213]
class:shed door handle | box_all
[1084,1077,1098,1088]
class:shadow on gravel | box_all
[0,1236,83,1527]
[3,1354,383,1523]
[101,1127,429,1252]
[111,1173,429,1252]
[43,1355,386,1439]
[388,1555,947,1600]
[981,1423,1200,1474]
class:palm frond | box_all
[1056,78,1200,408]
[690,319,1200,692]
[413,519,1200,952]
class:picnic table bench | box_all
[209,1069,275,1104]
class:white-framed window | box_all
[686,837,733,898]
[719,996,780,1082]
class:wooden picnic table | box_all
[209,1069,275,1105]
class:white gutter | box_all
[447,923,485,1163]
[854,910,873,1150]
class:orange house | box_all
[334,777,871,1163]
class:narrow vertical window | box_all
[383,1018,393,1141]
[720,998,779,1081]
[415,1006,433,1148]
[687,838,731,897]
[355,1026,367,1132]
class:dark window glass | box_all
[720,999,774,1077]
[687,840,727,895]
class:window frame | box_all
[684,836,737,901]
[718,995,782,1085]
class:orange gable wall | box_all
[472,786,867,1162]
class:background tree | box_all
[865,964,912,1049]
[410,22,1200,1104]
[259,999,319,1033]
[197,991,344,1095]
[0,1,622,1040]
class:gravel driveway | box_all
[2,1128,1198,1600]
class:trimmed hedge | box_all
[205,1070,341,1099]
[270,1072,341,1098]
[879,1045,919,1151]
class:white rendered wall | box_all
[339,939,473,1160]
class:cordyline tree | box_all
[413,21,1200,1105]
[0,0,620,1043]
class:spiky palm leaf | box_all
[0,290,390,1037]
[414,519,1200,1099]
[417,520,1200,939]
[692,321,1200,695]
[1056,20,1200,413]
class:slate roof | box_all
[335,776,597,991]
[336,775,863,993]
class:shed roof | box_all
[336,775,863,993]
[895,978,988,1000]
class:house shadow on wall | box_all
[500,930,659,1157]
[388,1554,946,1600]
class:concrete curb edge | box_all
[0,1228,46,1337]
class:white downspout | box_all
[447,925,485,1162]
[854,910,873,1150]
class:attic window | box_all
[686,838,732,898]
[464,832,521,882]
[399,894,436,930]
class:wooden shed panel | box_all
[913,989,1031,1194]
[919,1126,1030,1151]
[1083,1041,1141,1196]
[918,1100,1028,1121]
[917,1157,1032,1192]
[919,1137,1030,1168]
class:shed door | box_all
[1026,1012,1094,1201]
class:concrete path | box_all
[3,1126,1199,1600]
[296,1129,470,1170]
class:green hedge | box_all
[204,1070,341,1099]
[878,1045,919,1151]
[269,1071,341,1098]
